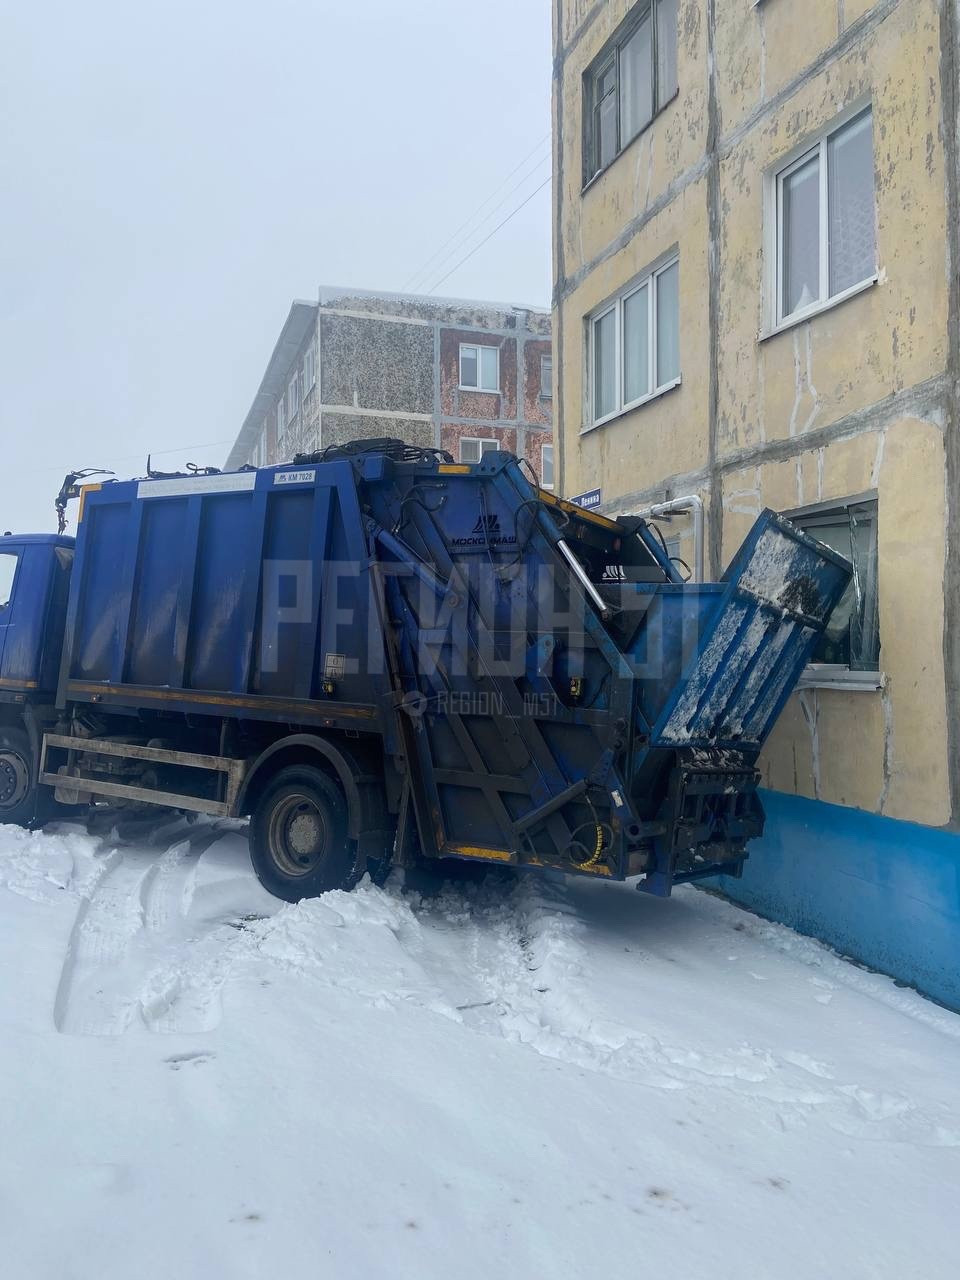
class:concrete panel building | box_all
[552,0,960,1006]
[226,288,554,485]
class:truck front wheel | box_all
[249,765,361,902]
[0,727,37,827]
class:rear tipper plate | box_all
[637,510,851,896]
[651,511,852,751]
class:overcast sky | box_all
[0,0,552,535]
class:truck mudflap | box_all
[649,510,852,750]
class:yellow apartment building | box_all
[552,0,960,1006]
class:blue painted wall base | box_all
[712,790,960,1012]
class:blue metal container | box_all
[62,466,395,738]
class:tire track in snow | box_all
[53,823,253,1037]
[45,837,960,1147]
[54,848,156,1035]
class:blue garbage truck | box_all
[0,440,850,902]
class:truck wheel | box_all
[249,765,360,902]
[0,726,37,827]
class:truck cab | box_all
[0,534,74,696]
[0,534,74,824]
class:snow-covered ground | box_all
[1,817,958,1280]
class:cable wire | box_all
[407,153,551,294]
[400,132,550,292]
[37,436,234,473]
[426,175,552,293]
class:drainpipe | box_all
[636,495,705,583]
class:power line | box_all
[410,154,551,294]
[403,133,549,291]
[401,132,550,292]
[37,436,233,473]
[426,174,552,293]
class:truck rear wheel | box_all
[0,727,37,827]
[249,765,361,902]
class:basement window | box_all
[460,344,500,393]
[460,437,500,464]
[587,255,680,427]
[583,0,678,185]
[792,497,880,686]
[773,107,877,328]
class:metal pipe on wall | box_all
[637,495,705,583]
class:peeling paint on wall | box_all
[555,0,955,828]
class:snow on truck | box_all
[0,439,850,902]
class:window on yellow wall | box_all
[583,0,678,185]
[588,255,680,427]
[792,498,880,677]
[774,108,877,326]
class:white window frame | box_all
[287,373,300,420]
[586,253,681,430]
[459,437,501,464]
[277,397,286,437]
[540,354,553,399]
[766,104,877,336]
[459,343,500,393]
[303,345,316,391]
[541,442,555,489]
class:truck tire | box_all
[0,726,38,828]
[249,765,361,902]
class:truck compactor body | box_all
[0,440,851,901]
